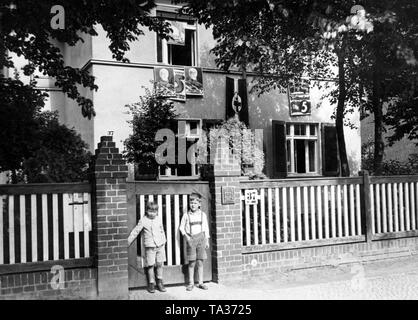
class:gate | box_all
[127,181,212,288]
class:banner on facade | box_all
[154,67,175,97]
[225,77,249,126]
[167,21,186,46]
[288,78,311,116]
[184,66,203,96]
[172,68,186,102]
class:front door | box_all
[127,181,212,288]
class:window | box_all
[156,18,197,66]
[286,123,318,175]
[159,119,202,179]
[272,121,340,178]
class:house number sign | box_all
[245,189,258,205]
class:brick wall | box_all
[208,137,243,282]
[243,237,418,280]
[0,268,97,300]
[92,136,129,299]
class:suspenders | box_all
[187,211,203,234]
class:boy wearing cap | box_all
[128,201,167,293]
[179,192,210,291]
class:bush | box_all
[362,141,418,175]
[124,87,178,177]
[206,116,266,179]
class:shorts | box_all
[144,245,166,267]
[186,232,207,261]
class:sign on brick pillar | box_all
[208,137,243,283]
[93,136,129,299]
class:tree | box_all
[19,111,92,183]
[0,1,172,118]
[124,87,178,178]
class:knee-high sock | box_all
[155,263,163,280]
[188,261,196,285]
[196,259,204,284]
[147,265,155,284]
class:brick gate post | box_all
[92,136,129,299]
[207,136,243,283]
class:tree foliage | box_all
[0,0,172,118]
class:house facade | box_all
[10,0,361,180]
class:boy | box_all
[128,201,167,293]
[179,192,210,291]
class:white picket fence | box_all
[240,178,364,247]
[370,177,418,237]
[0,183,92,266]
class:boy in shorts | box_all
[128,201,167,293]
[179,192,210,291]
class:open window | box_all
[272,121,340,178]
[156,11,197,66]
[159,118,202,179]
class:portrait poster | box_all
[288,78,311,116]
[171,68,186,102]
[154,67,175,97]
[185,66,204,96]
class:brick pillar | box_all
[92,136,129,299]
[208,138,243,283]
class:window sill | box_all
[158,176,201,181]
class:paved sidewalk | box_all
[129,255,418,300]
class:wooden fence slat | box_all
[73,193,83,259]
[388,184,393,233]
[399,183,404,232]
[31,195,37,263]
[376,184,381,234]
[165,194,172,266]
[52,194,59,261]
[349,184,355,236]
[331,185,336,238]
[303,186,309,241]
[282,188,287,242]
[356,184,361,235]
[416,182,418,230]
[20,195,26,263]
[254,193,259,245]
[9,196,15,264]
[0,196,4,264]
[63,194,71,260]
[268,188,273,244]
[370,184,375,235]
[394,183,399,232]
[411,183,416,230]
[382,184,387,233]
[275,188,281,243]
[289,187,295,242]
[42,194,48,262]
[140,195,145,218]
[337,185,342,237]
[324,185,329,239]
[174,195,181,265]
[343,185,349,237]
[310,186,316,240]
[157,195,163,225]
[245,201,251,245]
[296,187,302,241]
[317,186,322,240]
[83,193,91,258]
[405,183,411,231]
[260,188,266,244]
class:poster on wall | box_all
[154,67,175,97]
[171,68,186,102]
[185,66,204,96]
[288,78,311,116]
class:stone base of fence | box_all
[0,268,97,300]
[242,237,418,280]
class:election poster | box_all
[185,66,203,96]
[288,78,311,116]
[154,67,175,97]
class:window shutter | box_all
[238,79,249,126]
[225,77,235,120]
[321,123,340,176]
[272,120,287,178]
